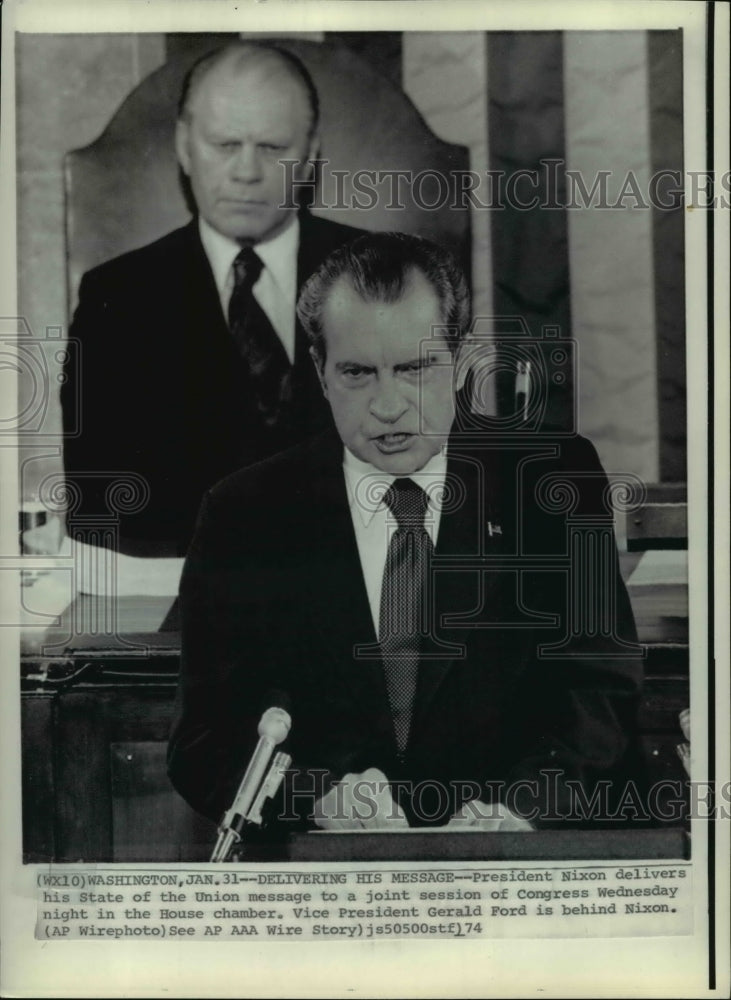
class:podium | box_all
[21,584,689,863]
[263,828,690,863]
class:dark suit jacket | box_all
[168,426,645,830]
[61,213,362,556]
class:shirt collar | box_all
[198,217,240,296]
[198,214,300,298]
[255,214,299,299]
[343,446,448,528]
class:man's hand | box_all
[314,768,409,830]
[447,799,534,832]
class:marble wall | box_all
[402,32,492,321]
[564,32,659,482]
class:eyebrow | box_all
[394,358,430,371]
[333,357,436,373]
[334,361,375,372]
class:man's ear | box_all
[453,342,468,392]
[175,119,192,175]
[309,346,328,397]
[306,133,321,177]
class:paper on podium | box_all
[19,563,78,627]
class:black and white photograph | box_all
[1,0,728,997]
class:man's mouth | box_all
[221,198,266,208]
[373,433,414,452]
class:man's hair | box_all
[177,41,320,137]
[297,232,470,366]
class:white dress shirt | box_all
[198,215,299,363]
[343,447,448,635]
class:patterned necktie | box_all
[378,478,433,756]
[228,246,292,431]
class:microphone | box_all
[210,706,292,862]
[515,359,531,423]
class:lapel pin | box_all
[487,521,502,537]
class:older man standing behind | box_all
[59,41,361,577]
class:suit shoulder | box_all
[512,429,603,472]
[553,432,604,475]
[454,426,603,473]
[507,432,607,484]
[520,432,610,518]
[206,433,334,510]
[300,213,365,253]
[79,223,197,289]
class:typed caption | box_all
[36,863,692,941]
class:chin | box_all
[226,224,265,243]
[369,449,430,476]
[214,213,269,244]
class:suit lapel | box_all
[301,431,508,759]
[411,439,509,731]
[179,220,248,389]
[180,220,229,334]
[303,434,394,740]
[178,221,259,461]
[301,432,516,751]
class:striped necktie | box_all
[378,477,433,756]
[228,246,292,432]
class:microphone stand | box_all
[210,706,292,863]
[210,751,291,862]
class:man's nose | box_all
[230,142,262,182]
[369,376,409,423]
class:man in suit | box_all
[168,232,644,834]
[58,41,361,578]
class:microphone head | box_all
[258,706,292,745]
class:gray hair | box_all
[297,232,470,366]
[178,41,320,138]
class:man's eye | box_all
[342,367,369,381]
[259,143,287,152]
[217,141,240,151]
